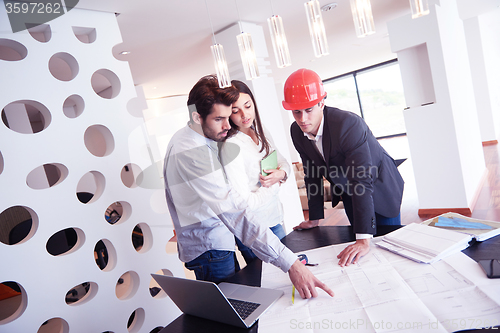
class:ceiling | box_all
[75,0,413,100]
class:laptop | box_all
[151,274,283,328]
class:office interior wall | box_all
[463,7,500,143]
[387,0,487,211]
[0,7,183,333]
[477,8,500,141]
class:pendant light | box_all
[350,0,375,38]
[267,0,291,68]
[205,0,231,88]
[304,0,329,58]
[234,0,260,80]
[409,0,430,19]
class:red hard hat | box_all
[282,68,326,110]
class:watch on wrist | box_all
[279,170,287,184]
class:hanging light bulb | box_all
[409,0,430,19]
[304,0,329,58]
[350,0,375,38]
[234,0,259,80]
[268,15,291,68]
[236,32,260,80]
[211,44,231,88]
[205,0,231,88]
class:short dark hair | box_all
[187,75,239,122]
[227,80,271,156]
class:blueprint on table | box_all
[260,241,500,333]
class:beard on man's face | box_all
[201,123,229,142]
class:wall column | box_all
[462,6,500,144]
[387,0,487,215]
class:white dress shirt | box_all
[221,127,290,228]
[303,117,372,240]
[163,124,297,272]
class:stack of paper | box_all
[376,223,472,264]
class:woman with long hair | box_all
[220,80,289,264]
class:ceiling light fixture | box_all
[320,2,338,12]
[409,0,430,19]
[350,0,376,38]
[305,0,329,58]
[267,0,291,68]
[205,0,231,88]
[235,0,260,80]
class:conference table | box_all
[159,225,500,333]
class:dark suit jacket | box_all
[291,106,404,234]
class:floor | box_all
[311,136,500,226]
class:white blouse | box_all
[220,127,290,228]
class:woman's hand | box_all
[260,169,286,188]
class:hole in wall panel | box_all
[49,52,79,82]
[127,308,145,333]
[115,271,140,300]
[72,26,96,43]
[26,24,51,43]
[0,151,3,174]
[2,100,51,134]
[65,282,98,306]
[94,239,117,271]
[91,69,121,99]
[76,171,105,204]
[0,206,38,245]
[0,281,27,324]
[132,223,152,253]
[46,227,85,256]
[63,95,85,118]
[84,125,115,157]
[37,317,69,333]
[104,201,131,225]
[26,163,68,189]
[121,163,142,188]
[149,269,173,299]
[0,39,28,61]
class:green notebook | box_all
[260,150,277,176]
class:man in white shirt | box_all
[163,75,334,299]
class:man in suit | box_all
[283,68,404,266]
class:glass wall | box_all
[323,75,361,117]
[322,60,407,138]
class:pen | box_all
[292,285,295,304]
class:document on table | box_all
[259,241,500,333]
[376,223,473,263]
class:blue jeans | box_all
[341,195,401,227]
[235,224,286,264]
[184,250,240,284]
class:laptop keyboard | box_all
[227,298,261,320]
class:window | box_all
[323,75,361,117]
[323,60,407,138]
